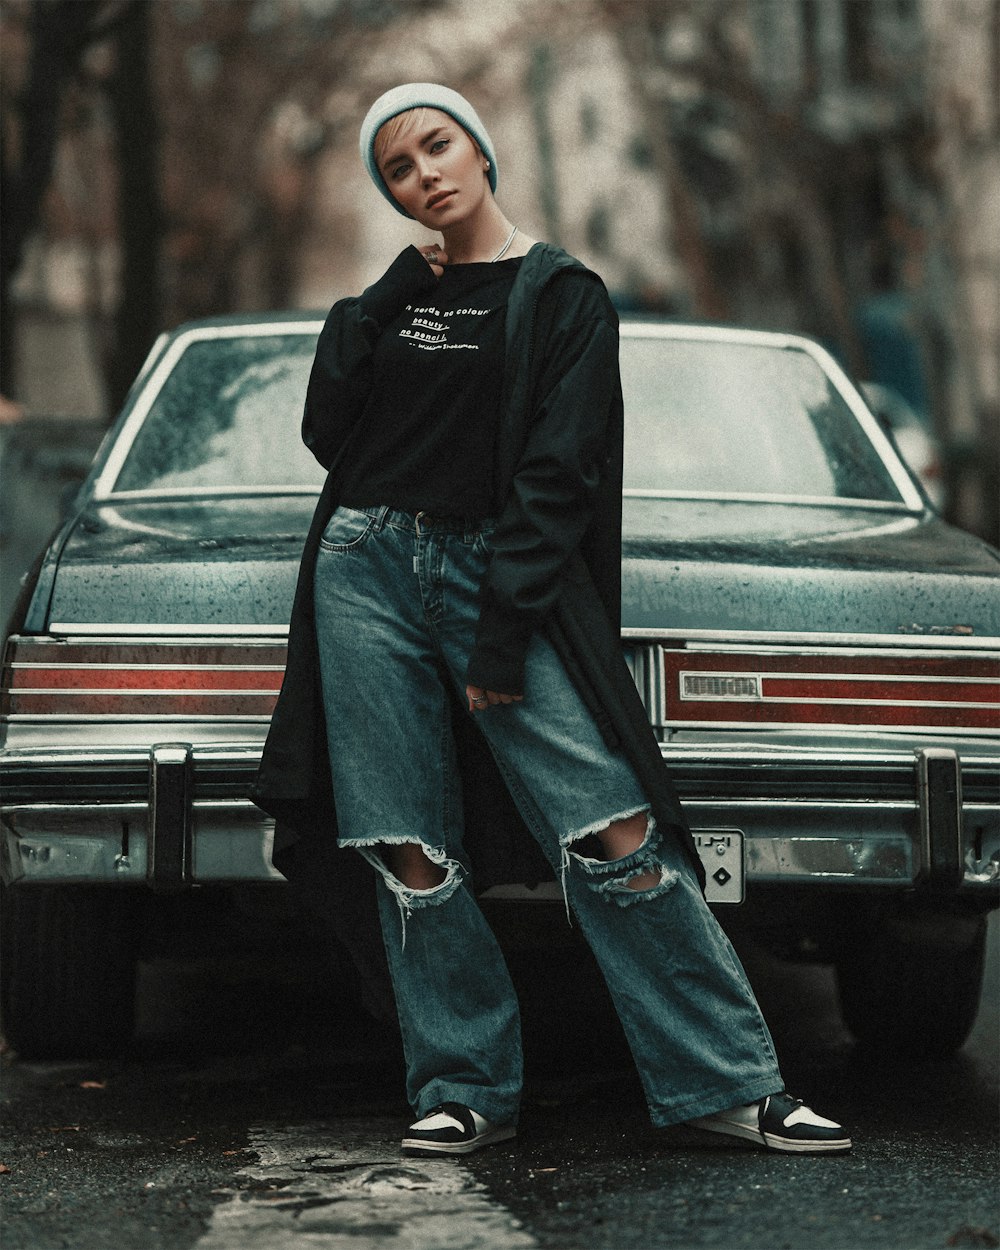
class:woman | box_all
[255,83,850,1158]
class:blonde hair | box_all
[374,107,481,170]
[373,107,436,168]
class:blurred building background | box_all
[1,0,997,541]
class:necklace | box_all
[489,225,517,263]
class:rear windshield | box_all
[113,335,324,492]
[620,336,903,502]
[112,330,903,504]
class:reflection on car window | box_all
[620,338,903,502]
[114,336,324,492]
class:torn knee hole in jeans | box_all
[347,838,464,946]
[560,808,680,909]
[593,861,679,906]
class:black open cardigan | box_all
[253,243,704,1017]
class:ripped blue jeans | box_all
[314,506,782,1128]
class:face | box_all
[376,107,491,227]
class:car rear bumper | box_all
[1,745,282,888]
[2,740,997,896]
[662,740,999,892]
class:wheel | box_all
[834,903,988,1059]
[0,883,143,1059]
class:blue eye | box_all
[430,139,449,153]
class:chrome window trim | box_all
[103,486,321,500]
[92,320,324,497]
[101,485,915,509]
[136,332,170,382]
[622,488,911,511]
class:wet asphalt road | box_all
[1,909,998,1250]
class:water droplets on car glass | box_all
[619,339,903,503]
[114,336,325,492]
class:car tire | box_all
[834,904,988,1059]
[0,883,143,1059]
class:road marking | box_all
[193,1117,536,1249]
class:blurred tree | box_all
[1,0,147,403]
[915,0,1000,540]
[596,0,864,369]
[153,0,442,327]
[106,0,162,412]
[2,0,441,415]
[599,3,730,322]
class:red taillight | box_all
[1,638,286,719]
[660,649,1000,733]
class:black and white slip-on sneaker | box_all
[685,1092,852,1154]
[401,1102,517,1156]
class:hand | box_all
[466,684,523,713]
[418,244,448,278]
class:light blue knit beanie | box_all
[359,82,498,217]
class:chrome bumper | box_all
[1,741,998,892]
[661,741,999,890]
[2,744,282,888]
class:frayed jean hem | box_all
[648,1075,785,1130]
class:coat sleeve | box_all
[465,275,621,695]
[302,246,437,469]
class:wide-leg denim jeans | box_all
[314,505,782,1128]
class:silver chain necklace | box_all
[489,225,518,263]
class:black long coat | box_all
[253,243,703,1018]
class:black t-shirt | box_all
[338,257,523,518]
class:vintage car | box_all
[2,315,997,1061]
